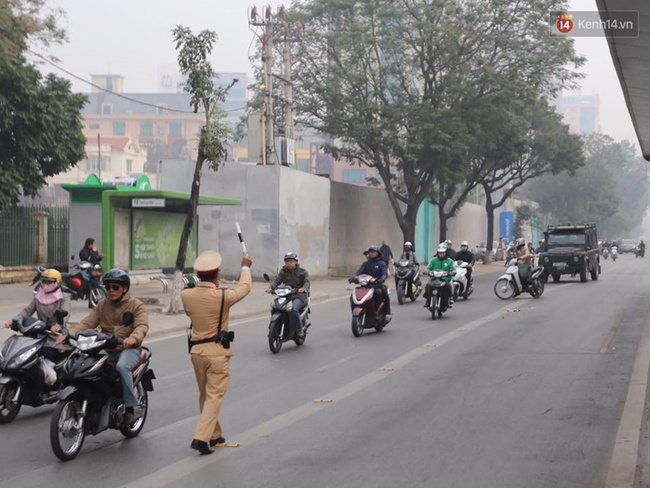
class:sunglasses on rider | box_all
[104,283,123,291]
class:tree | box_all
[480,99,585,255]
[0,0,86,213]
[524,135,650,237]
[290,0,583,243]
[166,26,233,313]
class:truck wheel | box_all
[579,262,588,283]
[552,274,561,283]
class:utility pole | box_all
[280,7,295,167]
[249,5,278,165]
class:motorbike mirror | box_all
[122,311,134,327]
[263,273,270,282]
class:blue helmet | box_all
[102,268,130,290]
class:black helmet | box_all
[102,268,130,290]
[364,245,382,256]
[284,251,298,262]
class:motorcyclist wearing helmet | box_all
[455,241,475,285]
[267,252,310,337]
[351,245,392,316]
[426,244,457,308]
[61,268,149,427]
[399,241,419,265]
[515,238,532,286]
[6,269,70,332]
[445,239,457,260]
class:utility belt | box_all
[187,330,235,353]
[186,287,233,353]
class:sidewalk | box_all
[131,261,505,340]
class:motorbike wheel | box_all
[494,278,515,300]
[89,286,107,308]
[0,384,22,424]
[590,266,599,280]
[352,315,365,337]
[268,321,283,354]
[530,278,544,298]
[121,383,148,438]
[410,287,418,302]
[397,282,405,305]
[431,294,439,320]
[294,328,306,346]
[50,399,85,461]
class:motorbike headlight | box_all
[8,346,38,368]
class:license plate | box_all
[552,263,566,268]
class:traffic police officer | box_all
[182,250,252,455]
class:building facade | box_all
[554,94,601,136]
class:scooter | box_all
[602,248,609,260]
[394,259,422,305]
[32,263,106,308]
[349,274,391,337]
[263,274,311,354]
[0,311,71,424]
[494,258,545,300]
[424,270,454,320]
[611,246,618,262]
[452,261,474,300]
[50,312,155,461]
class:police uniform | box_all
[181,250,251,445]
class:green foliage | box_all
[0,0,86,214]
[172,25,231,169]
[513,205,537,240]
[524,134,650,237]
[289,0,583,241]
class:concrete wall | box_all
[69,204,103,268]
[328,181,403,276]
[162,162,331,279]
[445,203,490,250]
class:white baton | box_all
[235,222,248,254]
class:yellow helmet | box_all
[41,269,62,283]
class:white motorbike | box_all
[602,248,609,260]
[494,258,545,300]
[611,246,618,261]
[452,261,474,300]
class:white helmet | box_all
[461,241,468,247]
[404,241,412,246]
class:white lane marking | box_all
[315,355,356,373]
[120,286,569,488]
[604,312,650,487]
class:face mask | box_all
[42,283,59,294]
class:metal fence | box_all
[0,206,69,268]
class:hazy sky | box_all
[42,0,638,150]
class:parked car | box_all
[619,239,637,254]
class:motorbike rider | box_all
[425,244,457,309]
[5,268,70,361]
[535,239,545,254]
[350,245,392,316]
[267,252,310,337]
[455,241,475,285]
[58,269,149,427]
[399,241,419,265]
[639,240,646,255]
[77,238,104,305]
[445,239,457,260]
[515,238,532,286]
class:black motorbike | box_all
[31,262,106,308]
[49,312,155,461]
[394,259,422,305]
[263,274,311,354]
[0,311,71,424]
[636,245,645,258]
[424,270,454,320]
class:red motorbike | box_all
[348,274,391,337]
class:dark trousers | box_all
[291,297,304,333]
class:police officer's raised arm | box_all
[225,254,253,306]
